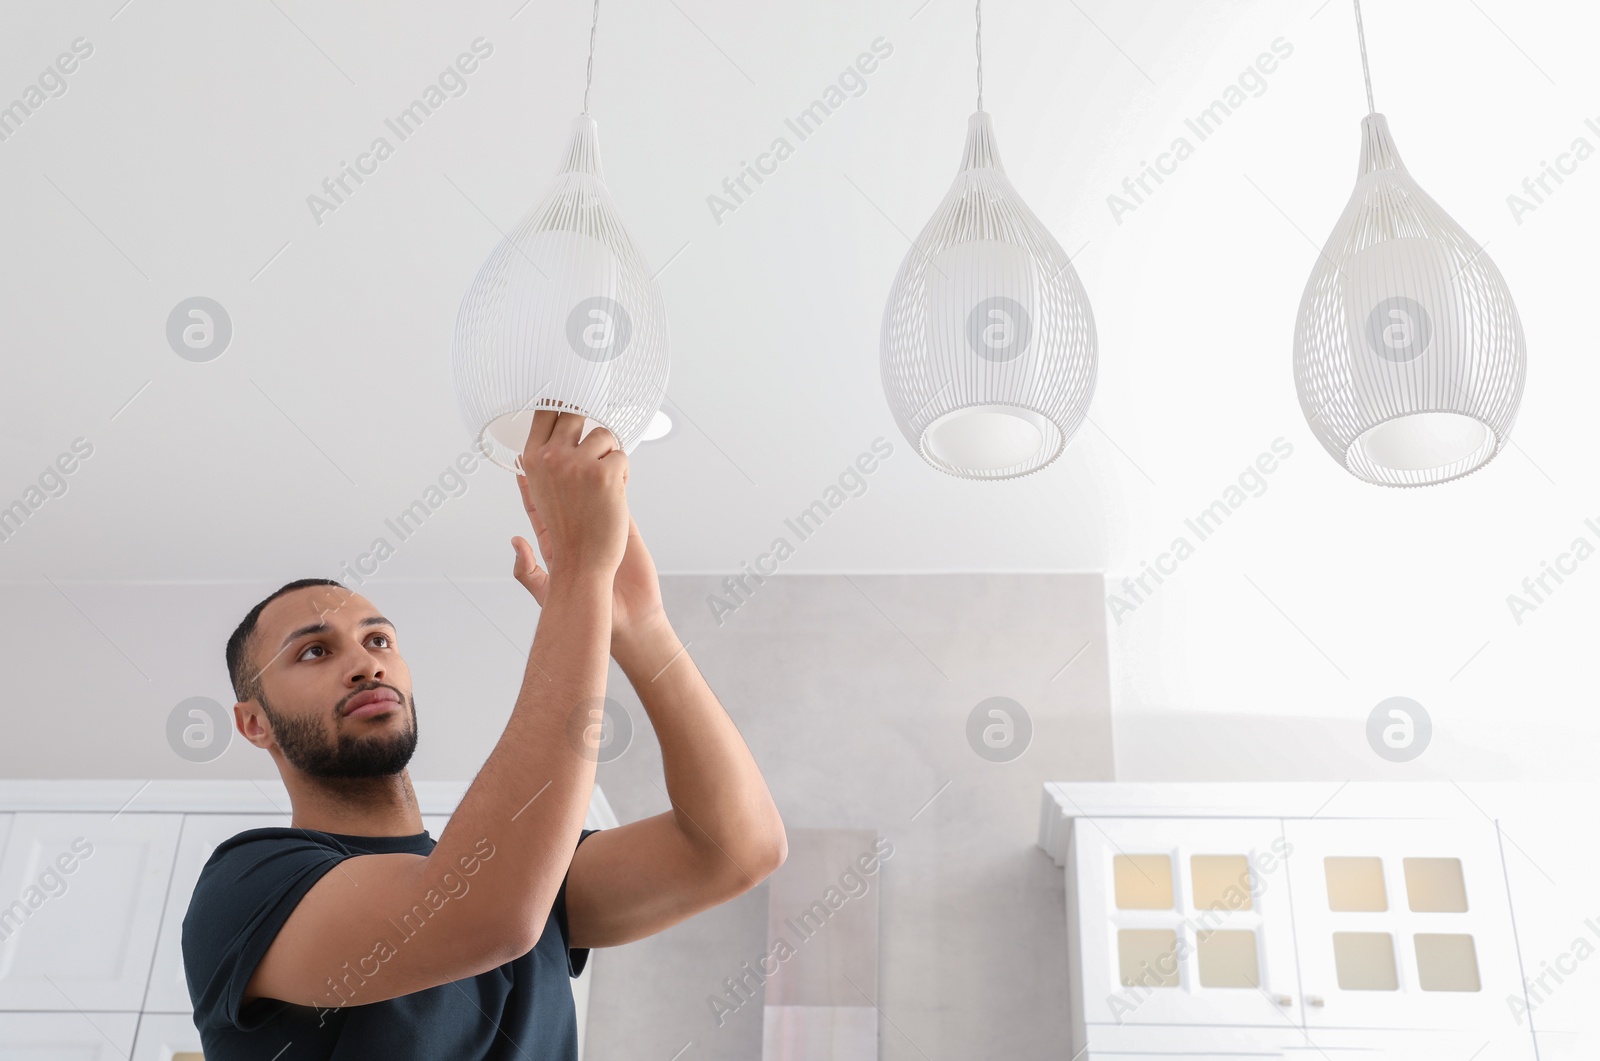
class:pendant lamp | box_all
[453,0,669,471]
[1293,0,1525,487]
[880,1,1096,480]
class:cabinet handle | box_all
[1307,995,1325,1007]
[1274,994,1292,1007]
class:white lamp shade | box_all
[881,111,1096,480]
[1294,113,1525,486]
[453,114,669,470]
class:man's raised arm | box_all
[244,410,631,1007]
[424,408,633,944]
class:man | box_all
[182,410,787,1058]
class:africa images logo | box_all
[567,296,631,362]
[166,297,233,363]
[968,297,1031,362]
[1366,296,1431,363]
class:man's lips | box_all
[344,689,401,718]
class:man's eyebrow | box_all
[278,615,396,654]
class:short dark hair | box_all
[226,578,347,703]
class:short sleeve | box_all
[181,833,352,1033]
[554,828,600,978]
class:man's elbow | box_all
[757,823,788,882]
[721,824,788,897]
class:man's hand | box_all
[512,416,667,652]
[511,410,630,592]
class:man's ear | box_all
[236,702,272,750]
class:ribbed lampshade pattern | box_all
[880,111,1097,480]
[453,114,670,470]
[1293,113,1525,486]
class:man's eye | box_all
[298,635,390,661]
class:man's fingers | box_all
[510,535,535,577]
[576,419,620,459]
[511,536,549,601]
[603,445,630,486]
[526,409,559,451]
[547,408,587,447]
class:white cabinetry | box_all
[0,1012,139,1059]
[1042,783,1539,1061]
[0,812,181,1011]
[0,781,616,1059]
[1283,817,1522,1033]
[1072,817,1298,1028]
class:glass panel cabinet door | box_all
[1282,818,1524,1033]
[1072,818,1301,1027]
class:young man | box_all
[182,410,787,1058]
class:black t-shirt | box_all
[181,824,600,1060]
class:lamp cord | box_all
[1352,0,1375,114]
[583,0,601,114]
[975,0,984,112]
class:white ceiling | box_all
[4,1,1599,763]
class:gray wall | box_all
[585,573,1114,1061]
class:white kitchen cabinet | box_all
[0,1011,139,1058]
[1042,784,1540,1061]
[0,812,181,1012]
[1071,817,1299,1027]
[0,781,616,1058]
[1282,817,1522,1033]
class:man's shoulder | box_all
[198,827,348,878]
[184,828,350,932]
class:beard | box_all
[259,687,419,779]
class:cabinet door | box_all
[1073,818,1300,1027]
[145,814,290,1013]
[0,1012,139,1058]
[0,813,180,1011]
[1282,818,1523,1033]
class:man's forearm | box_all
[615,616,786,885]
[426,572,612,946]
